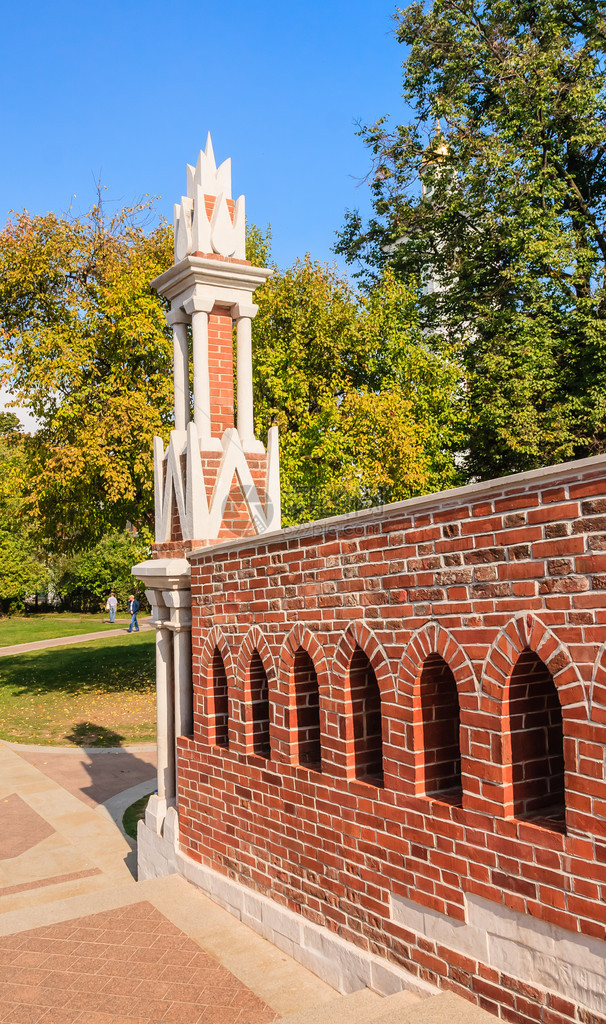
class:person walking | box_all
[106,592,118,624]
[127,594,140,633]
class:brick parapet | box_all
[180,453,606,1023]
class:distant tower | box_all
[133,136,280,838]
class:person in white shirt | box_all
[106,592,118,624]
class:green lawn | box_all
[123,793,152,840]
[0,613,141,648]
[0,632,156,746]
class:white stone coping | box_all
[188,452,606,562]
[132,558,190,589]
[151,254,272,304]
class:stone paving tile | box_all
[0,901,278,1024]
[17,744,156,809]
[0,796,55,860]
[0,867,101,898]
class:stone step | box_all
[372,990,497,1024]
[275,987,419,1024]
[276,987,497,1024]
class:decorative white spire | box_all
[186,134,232,200]
[174,134,246,263]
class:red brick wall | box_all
[178,457,606,1024]
[208,307,235,438]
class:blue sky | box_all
[1,0,407,272]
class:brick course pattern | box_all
[178,458,606,1024]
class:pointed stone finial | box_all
[174,135,245,263]
[186,134,232,201]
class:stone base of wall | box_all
[137,818,178,881]
[137,819,606,1021]
[136,817,437,998]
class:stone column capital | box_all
[167,618,192,632]
[183,294,215,316]
[166,307,190,326]
[145,588,171,624]
[161,589,192,609]
[233,302,258,321]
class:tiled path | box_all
[0,900,278,1024]
[0,795,55,860]
[0,742,339,1023]
[0,744,139,914]
[14,745,157,809]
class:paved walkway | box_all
[10,743,157,810]
[0,742,339,1023]
[0,622,154,658]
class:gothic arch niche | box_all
[293,647,321,770]
[349,646,383,786]
[195,626,234,748]
[210,647,229,748]
[249,649,270,759]
[508,648,565,829]
[419,653,462,803]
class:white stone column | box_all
[173,627,193,736]
[191,309,210,443]
[173,322,190,430]
[155,621,175,804]
[183,295,214,447]
[233,302,263,453]
[143,589,174,834]
[166,308,190,431]
[163,589,193,800]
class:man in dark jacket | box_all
[127,595,140,633]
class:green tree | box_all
[253,257,464,525]
[55,532,149,612]
[0,200,173,549]
[336,0,606,479]
[0,413,49,611]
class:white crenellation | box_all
[153,420,281,545]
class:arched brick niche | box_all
[350,647,383,785]
[586,642,606,839]
[332,622,395,786]
[508,648,564,828]
[249,651,270,758]
[193,626,234,748]
[236,626,276,760]
[481,614,588,832]
[293,650,321,767]
[420,654,462,803]
[210,648,229,748]
[278,625,329,771]
[399,623,476,803]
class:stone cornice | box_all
[151,255,272,306]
